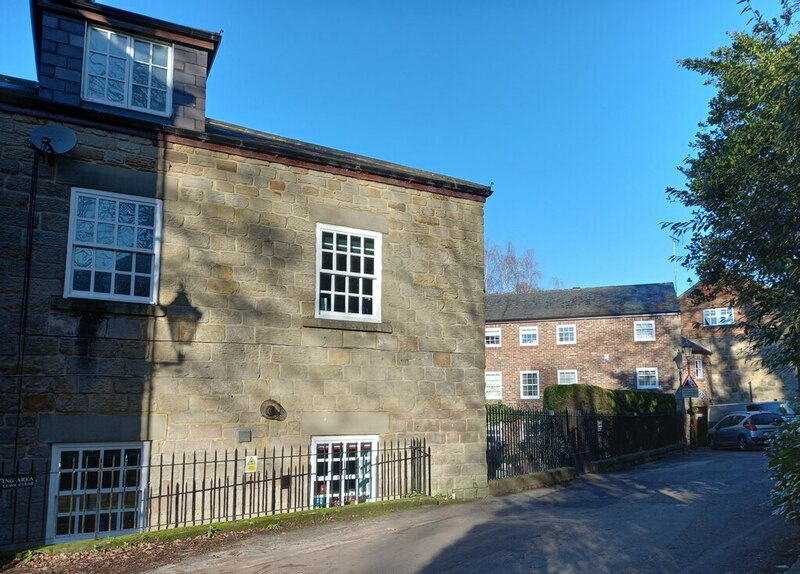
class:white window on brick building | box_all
[315,224,382,322]
[695,359,704,379]
[310,436,377,508]
[485,327,501,348]
[558,370,578,385]
[485,371,503,400]
[634,320,656,341]
[64,188,162,304]
[47,443,149,543]
[519,326,539,346]
[636,367,659,389]
[520,371,540,399]
[82,25,173,116]
[556,324,576,345]
[703,307,734,326]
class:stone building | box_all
[484,283,681,406]
[678,284,798,406]
[1,0,491,546]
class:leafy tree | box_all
[664,1,800,371]
[484,242,542,293]
[767,415,800,526]
[666,0,800,527]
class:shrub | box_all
[542,384,676,415]
[485,403,523,420]
[767,415,800,525]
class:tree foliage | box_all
[484,242,542,294]
[767,415,800,525]
[665,1,800,370]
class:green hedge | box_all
[542,384,677,415]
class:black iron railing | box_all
[0,438,430,549]
[486,406,684,480]
[148,439,430,529]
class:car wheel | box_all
[707,436,717,450]
[737,436,749,451]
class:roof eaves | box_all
[205,119,493,199]
[0,86,492,200]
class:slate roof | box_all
[485,283,679,322]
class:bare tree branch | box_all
[485,242,542,293]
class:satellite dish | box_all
[28,124,77,155]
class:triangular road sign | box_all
[681,374,698,389]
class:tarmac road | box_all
[152,449,799,574]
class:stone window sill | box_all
[51,296,166,317]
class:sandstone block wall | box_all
[1,110,489,499]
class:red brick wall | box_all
[485,314,681,407]
[678,287,796,403]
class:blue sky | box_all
[1,1,777,293]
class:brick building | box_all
[484,284,681,406]
[678,284,798,406]
[1,0,491,546]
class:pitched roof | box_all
[485,283,679,322]
[681,336,713,356]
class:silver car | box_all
[707,410,783,450]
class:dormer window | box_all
[703,307,734,326]
[82,25,172,116]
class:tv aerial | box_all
[28,124,77,155]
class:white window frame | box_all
[310,435,378,508]
[558,369,578,385]
[82,24,173,116]
[703,307,735,326]
[520,370,540,399]
[636,367,659,389]
[634,320,656,342]
[485,371,503,400]
[315,223,382,323]
[556,324,576,345]
[485,327,502,348]
[695,359,704,379]
[64,188,162,304]
[519,326,539,346]
[46,442,149,543]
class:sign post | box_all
[680,374,699,448]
